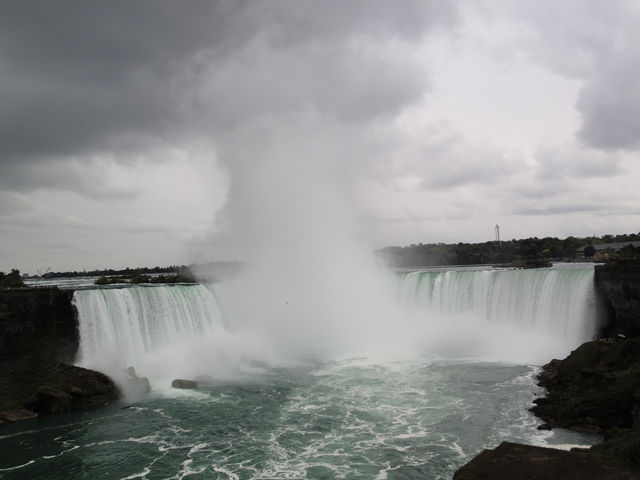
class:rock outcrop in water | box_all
[0,287,120,424]
[172,379,198,389]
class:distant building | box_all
[576,241,640,258]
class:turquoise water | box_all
[0,357,597,480]
[3,266,599,478]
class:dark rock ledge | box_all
[0,287,121,425]
[0,287,153,425]
[454,441,639,480]
[0,357,119,424]
[454,337,640,479]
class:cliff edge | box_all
[0,287,78,363]
[0,287,119,424]
[595,260,640,337]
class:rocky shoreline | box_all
[531,337,640,469]
[454,338,640,479]
[0,357,119,424]
[455,260,640,479]
[454,441,638,480]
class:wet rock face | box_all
[0,288,78,363]
[0,288,120,423]
[453,442,640,480]
[595,261,640,337]
[530,338,640,471]
[532,338,640,432]
[0,359,119,419]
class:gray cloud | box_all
[534,143,623,181]
[0,1,457,168]
[511,203,605,216]
[1,1,464,269]
[5,1,639,272]
[475,1,640,151]
[368,121,520,190]
[576,50,640,149]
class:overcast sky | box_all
[1,1,639,273]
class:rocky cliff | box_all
[453,442,639,480]
[454,338,640,479]
[0,287,78,363]
[595,260,640,337]
[0,287,119,423]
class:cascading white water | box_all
[72,265,598,388]
[73,284,225,386]
[396,265,597,357]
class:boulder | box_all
[125,366,151,395]
[171,379,198,389]
[454,442,640,480]
[1,358,119,419]
[0,408,38,422]
[35,386,73,413]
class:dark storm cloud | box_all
[0,1,224,163]
[0,1,457,173]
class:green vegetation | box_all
[0,269,26,288]
[378,232,640,268]
[44,264,192,280]
[94,271,196,285]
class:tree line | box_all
[0,269,26,288]
[377,233,640,268]
[41,265,192,279]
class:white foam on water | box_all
[72,264,598,401]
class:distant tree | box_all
[131,274,152,284]
[0,269,26,288]
[583,245,596,258]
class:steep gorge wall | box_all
[594,261,640,337]
[0,288,78,363]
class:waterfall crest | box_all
[73,284,224,374]
[72,266,598,382]
[396,266,597,347]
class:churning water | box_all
[0,265,600,479]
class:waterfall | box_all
[72,266,598,382]
[396,265,597,346]
[73,284,224,382]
